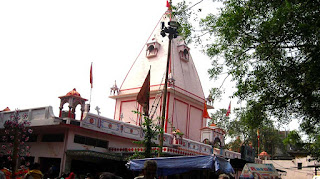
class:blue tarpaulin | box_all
[127,155,234,176]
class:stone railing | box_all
[0,106,59,128]
[212,148,241,159]
[82,113,212,155]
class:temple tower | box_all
[109,10,212,142]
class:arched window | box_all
[146,42,160,58]
[178,44,190,62]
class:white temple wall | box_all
[188,106,203,142]
[66,128,140,150]
[170,98,188,136]
[28,142,65,161]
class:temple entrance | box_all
[70,159,132,179]
[39,157,61,178]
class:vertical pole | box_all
[158,38,172,157]
[89,88,92,105]
[90,62,93,105]
[258,138,260,158]
[145,112,152,158]
[11,128,19,179]
[59,107,62,117]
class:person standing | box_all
[218,174,230,179]
[134,160,157,179]
[0,163,5,179]
[24,163,43,179]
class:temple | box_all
[0,9,251,178]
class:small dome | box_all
[209,123,216,127]
[66,88,81,97]
[2,107,10,111]
[259,151,269,156]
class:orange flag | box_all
[203,102,210,118]
[137,70,150,115]
[226,101,231,117]
[90,63,93,88]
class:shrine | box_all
[0,6,247,179]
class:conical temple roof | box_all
[115,10,205,103]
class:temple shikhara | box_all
[0,7,255,179]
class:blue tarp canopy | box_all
[127,155,234,176]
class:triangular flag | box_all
[166,0,171,9]
[226,101,231,117]
[90,63,93,88]
[137,70,150,115]
[203,102,210,118]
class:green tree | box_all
[260,123,285,157]
[224,104,284,157]
[131,111,160,159]
[172,0,320,159]
[283,130,304,151]
[210,108,230,130]
[200,0,320,136]
[226,136,242,152]
[173,0,320,159]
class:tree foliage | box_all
[172,1,198,44]
[210,108,230,130]
[210,105,284,156]
[194,0,320,159]
[131,111,160,159]
[225,136,242,152]
[172,0,320,159]
[200,0,320,136]
[283,130,304,150]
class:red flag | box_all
[166,0,171,9]
[90,63,93,88]
[203,102,210,118]
[226,101,231,117]
[137,70,150,115]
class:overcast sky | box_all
[0,0,297,132]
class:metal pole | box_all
[158,38,172,157]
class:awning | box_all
[127,155,234,176]
[215,156,235,174]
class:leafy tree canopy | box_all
[199,0,320,137]
[283,130,304,150]
[173,0,320,159]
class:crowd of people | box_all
[0,160,232,179]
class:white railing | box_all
[81,113,213,155]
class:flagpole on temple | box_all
[90,62,93,105]
[159,32,172,157]
[158,0,178,157]
[136,68,151,157]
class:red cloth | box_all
[226,102,231,117]
[203,103,210,118]
[90,63,93,88]
[137,70,150,115]
[66,172,75,179]
[166,0,171,9]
